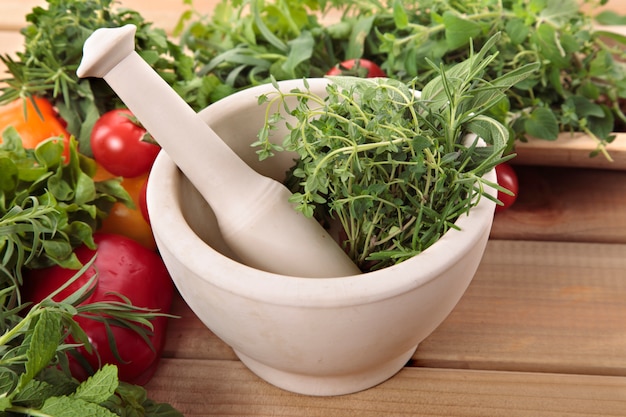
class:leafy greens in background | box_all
[179,0,626,157]
[1,0,623,158]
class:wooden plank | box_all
[490,166,626,243]
[145,359,626,417]
[513,133,626,171]
[161,240,626,376]
[0,30,24,59]
[0,1,42,31]
[415,240,626,376]
[163,294,237,360]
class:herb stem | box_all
[3,405,51,417]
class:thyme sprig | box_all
[257,34,538,271]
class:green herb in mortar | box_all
[256,35,538,271]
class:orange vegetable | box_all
[0,97,70,159]
[94,164,157,251]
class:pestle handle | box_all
[77,25,361,278]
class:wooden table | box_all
[2,1,626,415]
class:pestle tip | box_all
[77,24,138,79]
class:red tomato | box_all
[24,233,174,385]
[326,59,387,78]
[495,163,519,212]
[91,109,160,178]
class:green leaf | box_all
[19,310,63,390]
[0,396,12,411]
[0,158,18,192]
[466,115,509,152]
[524,107,559,140]
[532,23,569,68]
[467,62,540,113]
[566,96,605,118]
[74,172,97,206]
[587,105,614,140]
[281,31,315,77]
[595,10,626,25]
[442,11,482,50]
[346,15,376,59]
[539,0,579,26]
[505,19,530,45]
[13,378,69,404]
[393,0,409,29]
[252,0,288,52]
[73,365,118,404]
[34,139,65,168]
[41,396,120,417]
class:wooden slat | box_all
[0,1,42,31]
[514,133,626,171]
[490,165,626,243]
[0,30,25,58]
[145,359,626,417]
[161,240,626,376]
[163,294,237,361]
[414,239,626,376]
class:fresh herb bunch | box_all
[0,128,130,289]
[182,0,625,156]
[0,131,182,416]
[0,0,217,156]
[339,0,626,157]
[0,267,182,417]
[256,35,538,270]
[177,0,349,86]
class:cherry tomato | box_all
[0,96,70,160]
[94,164,156,250]
[24,233,174,385]
[495,163,519,212]
[91,109,160,178]
[326,59,387,78]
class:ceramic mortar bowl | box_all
[147,78,497,396]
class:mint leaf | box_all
[0,396,12,411]
[13,379,70,404]
[443,12,482,50]
[524,107,560,140]
[73,364,118,404]
[20,310,63,390]
[41,396,120,417]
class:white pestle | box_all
[77,24,360,278]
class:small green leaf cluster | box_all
[0,0,223,156]
[257,35,536,271]
[0,274,182,417]
[0,128,130,292]
[365,0,626,157]
[332,0,625,156]
[182,0,625,157]
[177,0,343,86]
